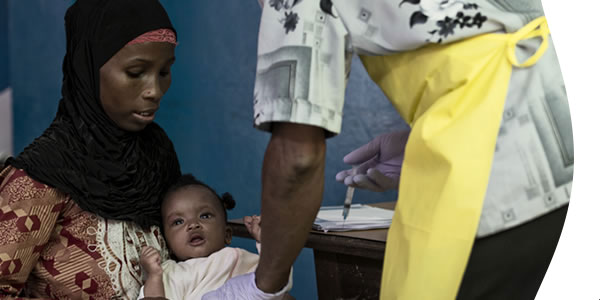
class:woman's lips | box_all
[132,110,156,122]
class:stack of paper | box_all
[312,204,394,232]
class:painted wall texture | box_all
[7,1,408,299]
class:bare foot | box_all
[243,215,261,242]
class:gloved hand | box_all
[335,130,409,192]
[202,272,287,300]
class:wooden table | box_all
[228,202,395,300]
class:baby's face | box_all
[161,185,232,261]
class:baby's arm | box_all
[140,246,165,298]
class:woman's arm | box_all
[0,168,63,299]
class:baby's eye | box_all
[172,218,184,226]
[199,213,213,219]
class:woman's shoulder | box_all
[0,166,67,206]
[1,166,44,188]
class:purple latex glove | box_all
[202,272,287,300]
[335,131,409,192]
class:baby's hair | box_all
[163,174,236,219]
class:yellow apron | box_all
[359,17,550,299]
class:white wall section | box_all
[0,87,12,162]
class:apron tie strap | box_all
[507,16,550,68]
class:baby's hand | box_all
[140,246,163,277]
[243,215,261,243]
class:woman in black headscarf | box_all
[0,0,181,298]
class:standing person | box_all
[0,0,181,298]
[206,0,572,299]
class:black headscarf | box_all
[8,0,181,229]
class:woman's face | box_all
[99,42,175,132]
[162,185,232,261]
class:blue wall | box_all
[8,1,408,299]
[9,0,68,147]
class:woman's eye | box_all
[126,70,143,78]
[159,70,171,77]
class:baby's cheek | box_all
[164,231,176,250]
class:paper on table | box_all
[313,204,394,232]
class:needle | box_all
[342,185,355,221]
[342,167,357,227]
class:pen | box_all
[342,167,357,221]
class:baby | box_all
[137,174,292,299]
